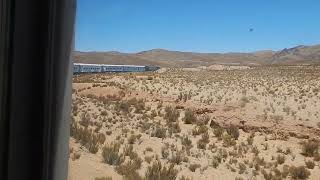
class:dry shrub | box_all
[95,177,112,180]
[145,160,178,180]
[189,163,201,172]
[305,160,315,169]
[197,115,210,125]
[183,109,196,124]
[70,123,100,154]
[247,133,255,145]
[72,103,79,116]
[261,168,282,180]
[128,98,145,113]
[238,163,246,174]
[128,134,137,144]
[94,123,102,133]
[140,121,152,133]
[115,157,142,179]
[100,110,108,116]
[289,166,310,180]
[301,140,319,157]
[168,122,181,134]
[79,112,91,127]
[179,176,193,180]
[211,156,221,168]
[282,165,290,178]
[71,152,81,161]
[151,126,166,139]
[192,125,208,136]
[213,127,224,140]
[197,132,210,149]
[181,136,193,149]
[169,150,188,165]
[145,156,153,164]
[161,146,170,159]
[106,130,112,136]
[123,144,138,160]
[145,147,153,152]
[102,142,124,165]
[96,132,106,145]
[226,125,240,140]
[276,155,285,165]
[115,101,130,114]
[164,106,180,123]
[222,134,236,147]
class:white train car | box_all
[73,64,81,73]
[102,65,124,72]
[73,63,102,73]
[122,65,145,72]
[73,63,159,74]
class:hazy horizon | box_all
[75,43,320,54]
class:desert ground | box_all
[69,65,320,180]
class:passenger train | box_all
[73,63,160,74]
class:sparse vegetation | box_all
[70,66,320,180]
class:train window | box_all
[70,1,320,180]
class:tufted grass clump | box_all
[145,160,178,180]
[102,142,124,165]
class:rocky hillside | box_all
[73,44,320,67]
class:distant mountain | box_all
[269,45,320,64]
[73,51,167,66]
[73,44,320,67]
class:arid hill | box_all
[73,44,320,67]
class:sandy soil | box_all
[69,65,320,180]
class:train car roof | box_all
[74,63,146,67]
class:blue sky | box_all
[76,0,320,53]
